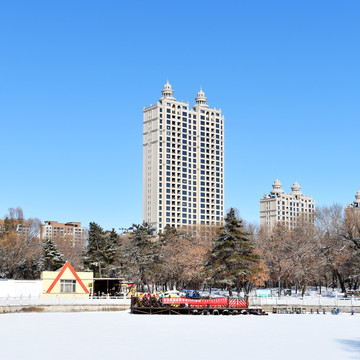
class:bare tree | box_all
[256,224,294,290]
[54,235,85,271]
[342,207,360,250]
[159,225,217,290]
[0,208,42,279]
[316,205,357,292]
[290,221,321,296]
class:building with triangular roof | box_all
[42,261,93,299]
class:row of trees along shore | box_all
[0,205,359,297]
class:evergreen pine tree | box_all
[40,237,65,271]
[83,222,106,277]
[205,208,259,296]
[125,222,161,291]
[103,228,121,277]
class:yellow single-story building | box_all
[42,261,93,299]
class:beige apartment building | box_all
[143,81,224,232]
[0,218,32,237]
[40,221,85,245]
[260,178,315,230]
[346,189,360,211]
[345,189,360,222]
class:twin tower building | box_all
[142,81,358,232]
[143,81,224,232]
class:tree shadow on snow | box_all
[337,339,360,357]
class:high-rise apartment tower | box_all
[345,189,360,220]
[260,178,315,230]
[346,189,360,211]
[143,81,224,232]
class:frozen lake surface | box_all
[1,311,359,360]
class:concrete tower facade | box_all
[345,189,360,219]
[347,189,360,210]
[260,178,315,230]
[143,81,224,232]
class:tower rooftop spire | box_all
[161,80,175,100]
[270,177,284,195]
[194,88,209,108]
[354,189,360,206]
[291,180,302,194]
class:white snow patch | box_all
[0,311,359,360]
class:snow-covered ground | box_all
[1,311,359,360]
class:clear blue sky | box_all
[1,1,359,231]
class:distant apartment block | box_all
[143,81,224,232]
[0,218,32,237]
[346,189,360,211]
[40,221,85,245]
[345,189,360,221]
[260,178,315,230]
